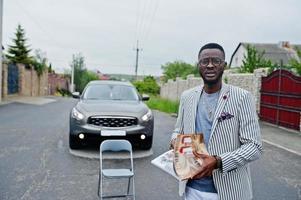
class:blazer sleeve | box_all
[170,94,185,143]
[220,91,263,173]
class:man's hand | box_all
[192,153,217,179]
[169,138,176,150]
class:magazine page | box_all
[151,150,180,181]
[174,134,208,180]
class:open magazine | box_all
[151,150,180,181]
[151,134,208,181]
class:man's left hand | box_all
[192,153,217,179]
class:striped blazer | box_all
[171,83,263,200]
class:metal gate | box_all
[260,69,301,131]
[7,64,19,94]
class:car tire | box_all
[69,135,81,149]
[140,136,153,150]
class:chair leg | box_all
[100,174,103,200]
[132,176,135,200]
[127,177,131,195]
[97,173,100,197]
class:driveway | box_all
[0,97,300,200]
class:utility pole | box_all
[71,63,74,93]
[0,0,3,102]
[134,40,142,80]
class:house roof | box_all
[229,42,301,67]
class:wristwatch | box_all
[213,155,222,169]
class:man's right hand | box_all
[169,138,176,149]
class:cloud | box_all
[3,0,301,76]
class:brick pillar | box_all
[41,70,48,95]
[299,112,301,132]
[2,63,7,99]
[187,74,195,89]
[17,63,25,96]
[254,68,268,114]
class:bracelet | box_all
[213,155,222,169]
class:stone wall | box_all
[48,73,70,95]
[1,63,48,99]
[20,64,48,96]
[160,68,268,112]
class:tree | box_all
[6,24,32,65]
[70,53,99,92]
[70,53,86,92]
[289,48,301,76]
[48,63,55,73]
[241,45,273,73]
[32,49,48,76]
[133,76,160,95]
[161,61,198,82]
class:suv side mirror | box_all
[141,94,150,101]
[72,92,80,99]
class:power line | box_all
[142,0,159,44]
[134,0,141,46]
[136,0,149,42]
[139,0,153,43]
[14,0,66,50]
[49,58,161,69]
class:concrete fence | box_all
[1,63,48,99]
[160,68,268,112]
[48,73,70,95]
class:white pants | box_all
[185,187,219,200]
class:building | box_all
[229,41,301,68]
[96,70,110,80]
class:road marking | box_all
[262,139,301,157]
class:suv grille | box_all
[88,116,138,127]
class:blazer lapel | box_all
[210,84,230,141]
[191,86,203,133]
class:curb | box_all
[262,139,301,157]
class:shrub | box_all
[133,76,160,95]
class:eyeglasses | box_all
[198,57,224,67]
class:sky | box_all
[2,0,301,76]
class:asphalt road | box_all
[0,97,300,200]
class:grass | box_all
[146,95,179,114]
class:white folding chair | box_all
[98,140,135,200]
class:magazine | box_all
[151,150,180,181]
[151,134,208,181]
[173,134,208,180]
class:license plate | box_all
[101,130,126,136]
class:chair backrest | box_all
[99,139,134,171]
[100,139,132,152]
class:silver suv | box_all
[69,80,154,150]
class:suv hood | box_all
[76,100,148,116]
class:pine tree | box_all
[6,24,32,64]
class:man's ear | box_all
[224,62,227,69]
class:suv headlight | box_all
[142,109,152,121]
[71,108,85,120]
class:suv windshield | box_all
[83,84,139,101]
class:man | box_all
[170,43,262,200]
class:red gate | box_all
[260,69,301,131]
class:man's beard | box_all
[200,70,224,87]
